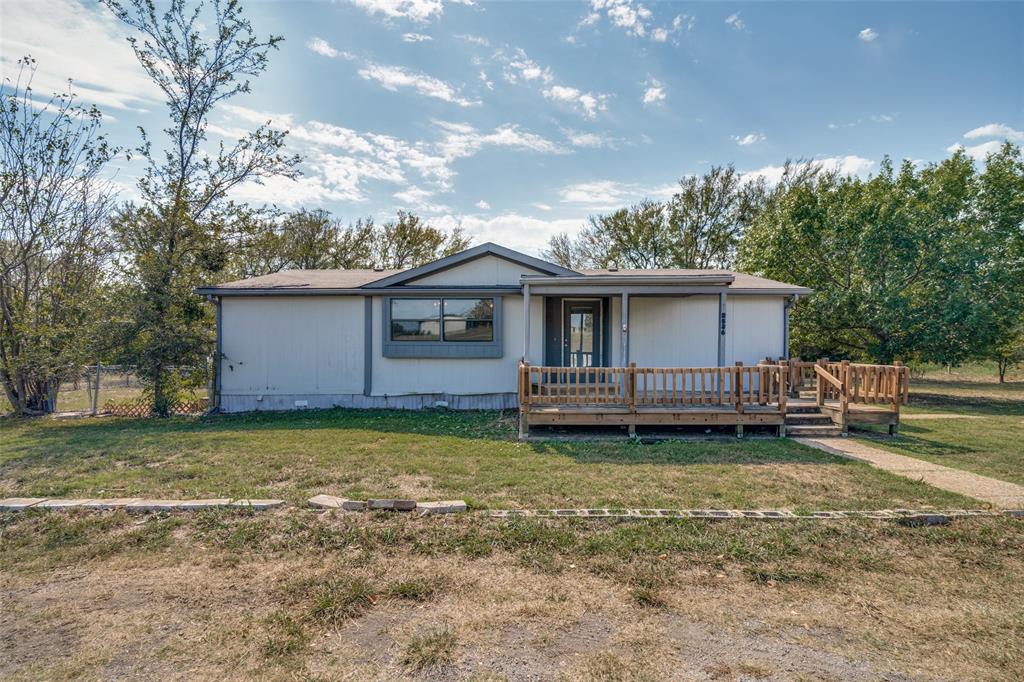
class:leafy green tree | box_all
[543,200,672,269]
[668,165,765,268]
[738,150,1021,366]
[371,211,471,269]
[975,142,1024,377]
[993,324,1024,383]
[0,57,117,414]
[544,166,766,270]
[103,0,300,414]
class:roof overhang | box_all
[522,274,735,286]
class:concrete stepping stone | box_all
[0,498,46,511]
[124,499,232,512]
[177,499,232,510]
[35,499,97,509]
[367,499,417,511]
[230,499,284,510]
[308,495,366,511]
[80,498,142,510]
[417,500,468,515]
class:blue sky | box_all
[2,0,1022,253]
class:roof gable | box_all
[363,242,577,288]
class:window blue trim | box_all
[382,296,503,358]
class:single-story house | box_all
[196,242,812,413]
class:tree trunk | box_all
[998,358,1007,384]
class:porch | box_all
[516,359,909,439]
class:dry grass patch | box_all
[2,511,1023,681]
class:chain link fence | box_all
[10,364,210,416]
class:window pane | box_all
[443,298,493,320]
[444,319,494,342]
[391,319,440,341]
[391,298,440,319]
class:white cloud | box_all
[725,13,745,31]
[435,121,567,159]
[308,37,341,58]
[870,114,895,123]
[393,185,449,212]
[558,179,677,210]
[220,107,563,208]
[0,0,162,112]
[742,156,875,185]
[429,213,588,255]
[732,132,765,146]
[947,141,1005,162]
[479,70,494,90]
[402,32,433,42]
[585,0,681,43]
[503,48,554,85]
[486,46,610,118]
[591,0,653,38]
[358,63,479,107]
[963,123,1024,142]
[350,0,445,23]
[642,80,666,105]
[673,14,695,32]
[456,33,491,46]
[858,28,878,42]
[564,129,615,148]
[543,85,608,119]
[532,203,553,211]
[945,123,1023,161]
[474,200,490,210]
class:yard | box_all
[1,367,1022,680]
[854,363,1024,485]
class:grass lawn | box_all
[853,363,1024,486]
[2,409,977,511]
[2,375,1023,680]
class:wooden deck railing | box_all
[517,358,910,438]
[519,362,789,410]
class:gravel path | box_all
[796,437,1024,508]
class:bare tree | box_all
[0,58,117,414]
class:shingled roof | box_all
[196,244,811,296]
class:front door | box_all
[562,300,602,367]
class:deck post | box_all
[734,361,744,438]
[778,360,788,437]
[890,360,902,435]
[840,359,850,435]
[522,283,531,362]
[627,361,637,436]
[717,291,727,367]
[815,358,827,407]
[518,362,529,439]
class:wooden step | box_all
[786,425,844,437]
[785,414,834,426]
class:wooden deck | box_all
[517,360,908,438]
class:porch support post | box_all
[783,294,796,360]
[620,292,630,366]
[717,291,727,367]
[522,282,531,362]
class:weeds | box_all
[402,626,457,670]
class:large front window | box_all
[390,298,494,343]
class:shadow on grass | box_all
[855,422,975,459]
[2,408,849,468]
[908,379,1024,416]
